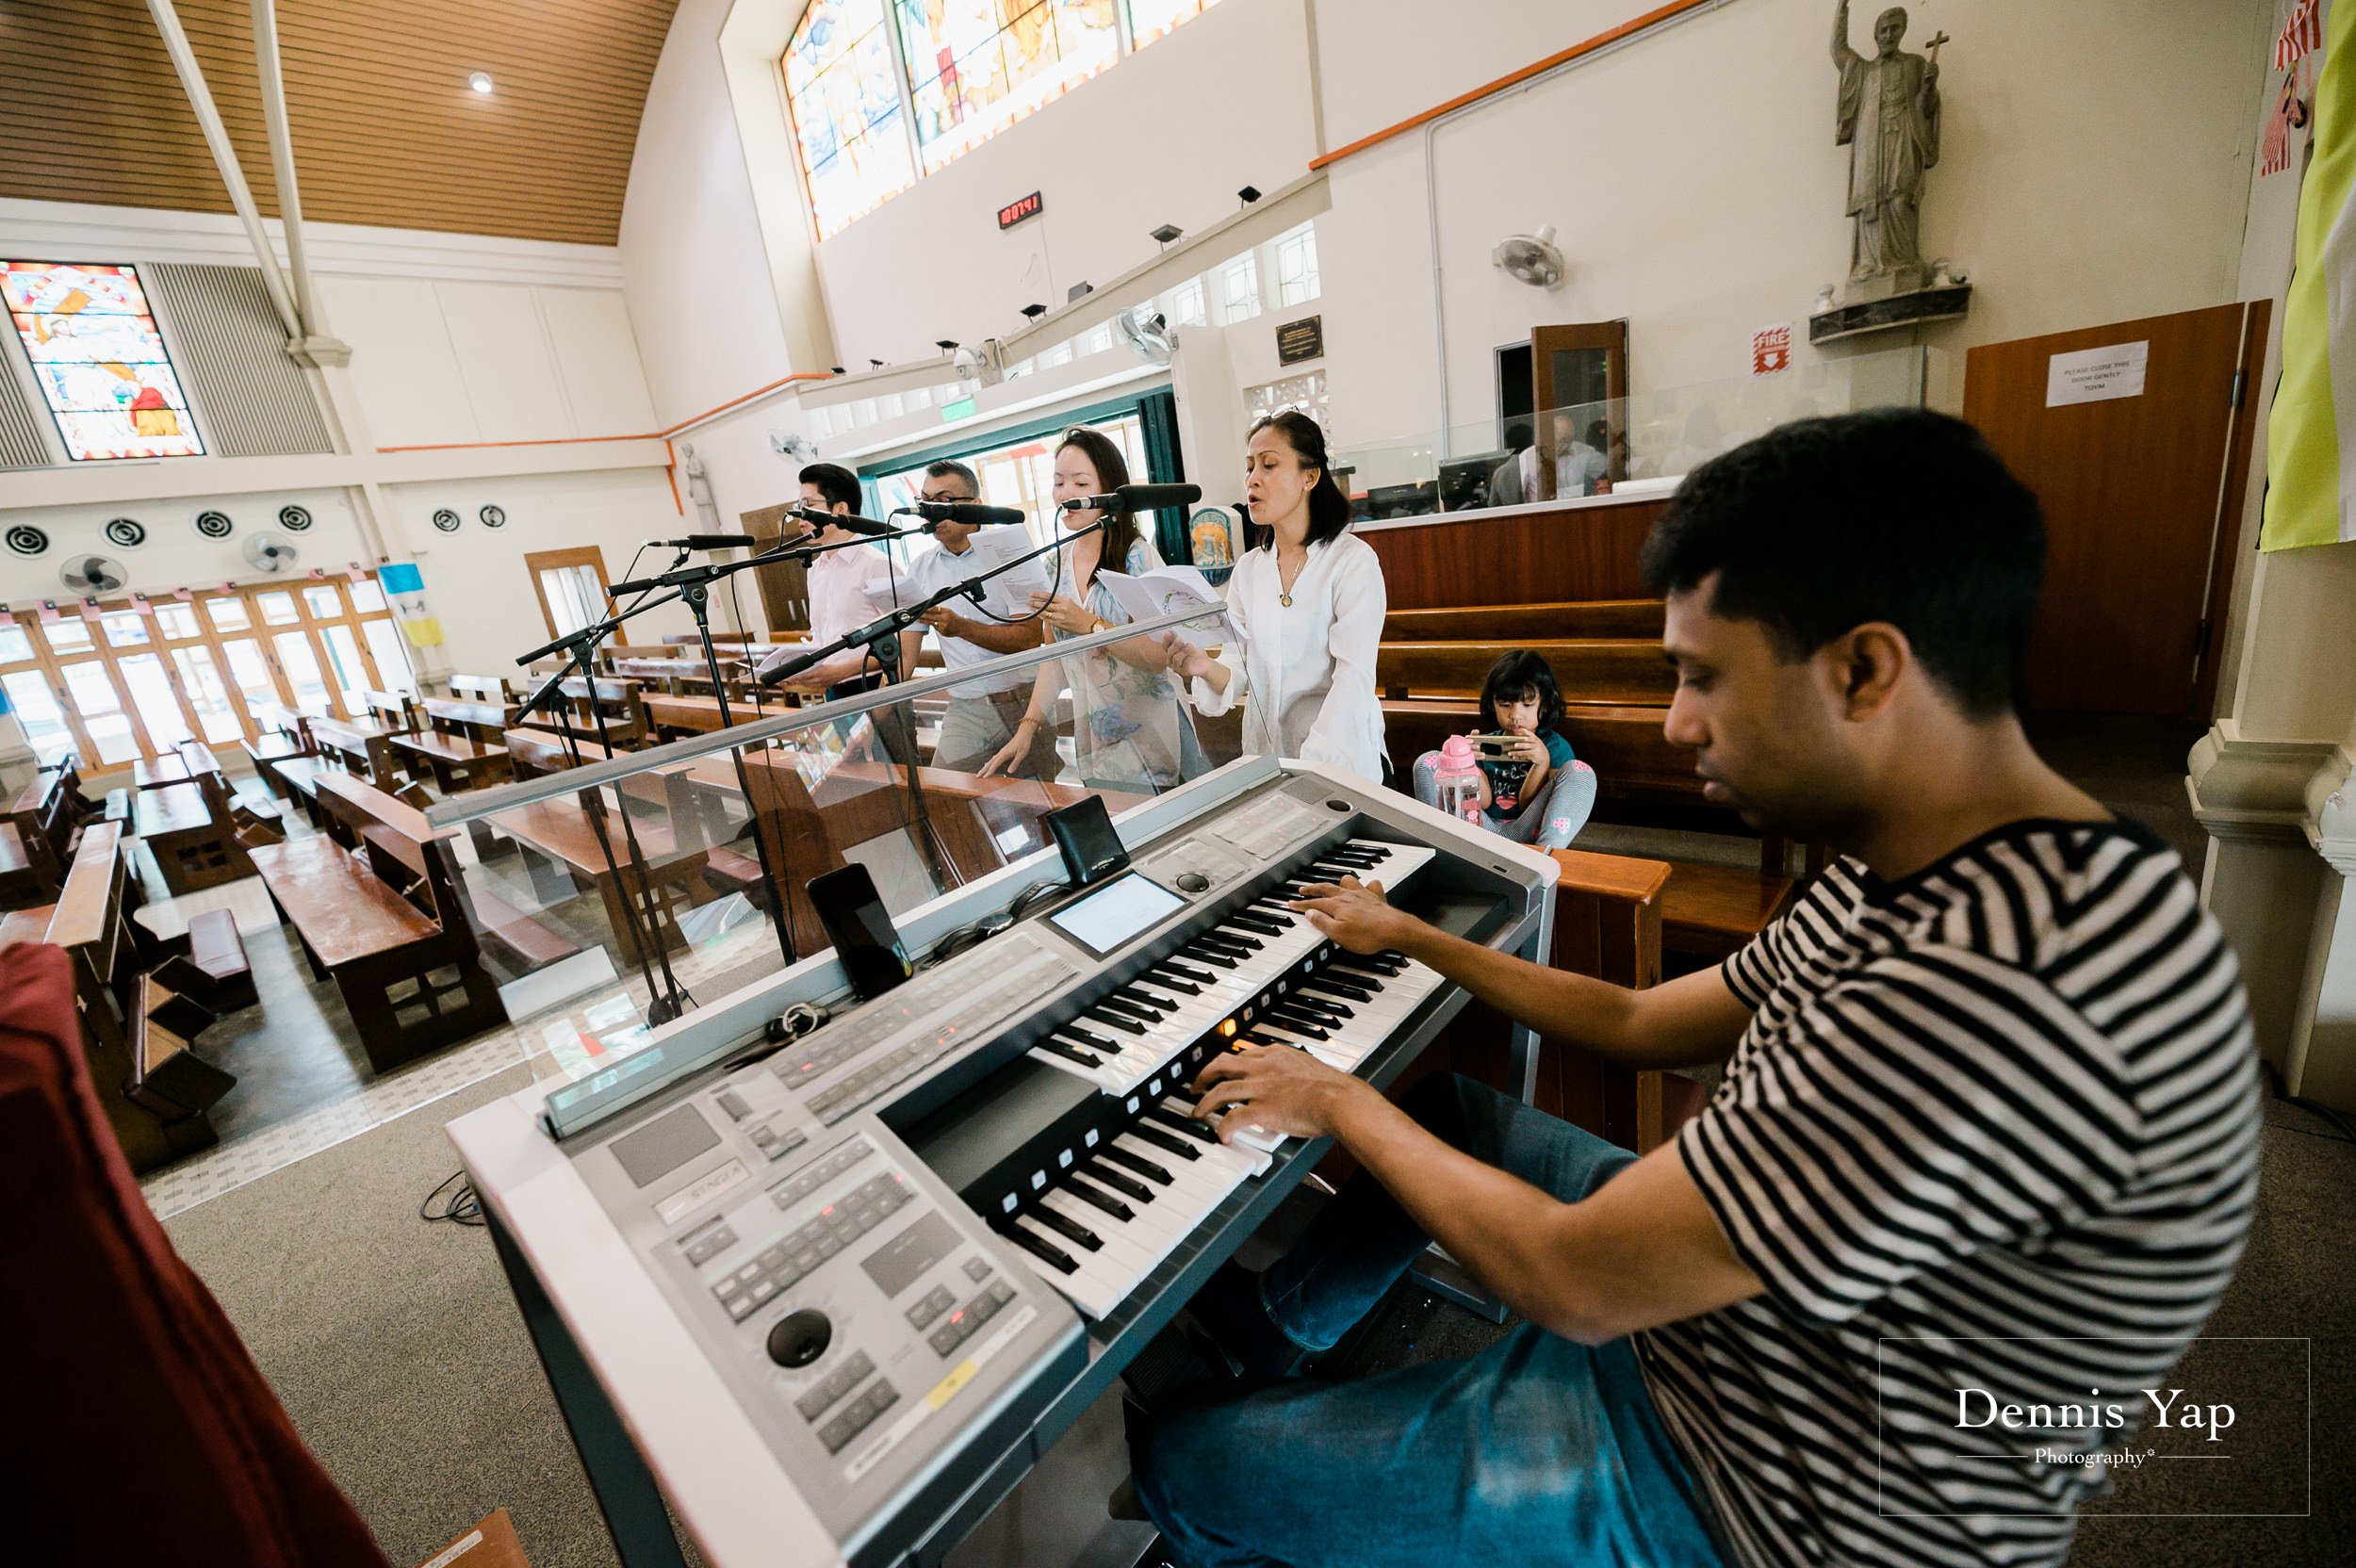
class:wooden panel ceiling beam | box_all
[0,0,684,247]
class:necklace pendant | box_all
[1280,593,1293,608]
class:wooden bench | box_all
[240,728,312,793]
[249,702,316,753]
[309,713,402,788]
[421,696,520,745]
[392,728,512,794]
[42,821,229,1171]
[5,766,73,886]
[131,776,255,896]
[1377,638,1676,707]
[467,887,584,973]
[1382,598,1667,644]
[549,677,650,749]
[0,819,54,910]
[123,974,234,1126]
[449,674,516,704]
[247,774,505,1072]
[363,689,419,732]
[152,906,258,1015]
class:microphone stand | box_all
[511,572,696,1025]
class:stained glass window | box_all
[4,262,203,462]
[895,1,1121,173]
[781,0,1227,237]
[785,0,921,239]
[1125,0,1224,48]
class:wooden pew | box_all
[131,771,255,896]
[392,728,512,795]
[1377,638,1676,707]
[247,774,506,1072]
[39,821,231,1170]
[309,712,402,788]
[362,689,420,734]
[487,745,712,966]
[249,701,316,754]
[420,696,519,746]
[2,764,72,892]
[240,728,313,795]
[551,677,650,749]
[1381,598,1666,644]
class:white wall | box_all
[0,487,371,607]
[391,467,702,674]
[799,0,1317,368]
[620,0,805,429]
[1315,0,2277,444]
[322,273,657,448]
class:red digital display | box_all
[998,191,1044,230]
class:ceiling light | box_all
[468,72,495,94]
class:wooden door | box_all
[1530,320,1630,497]
[1963,302,2267,715]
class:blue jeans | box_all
[1131,1075,1725,1568]
[1412,753,1598,849]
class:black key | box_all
[1148,1106,1219,1145]
[1333,955,1403,978]
[1065,1176,1135,1220]
[1066,1023,1121,1051]
[1001,1223,1076,1274]
[1097,1143,1173,1184]
[1088,1011,1147,1037]
[1084,1161,1155,1202]
[1160,959,1217,984]
[1325,853,1382,870]
[1226,913,1285,937]
[1241,1030,1294,1049]
[1146,971,1202,996]
[1124,1121,1201,1160]
[1288,996,1351,1022]
[1192,940,1250,963]
[1211,928,1265,953]
[1186,947,1238,971]
[1028,1206,1104,1251]
[1125,988,1180,1011]
[1303,976,1374,1003]
[1096,997,1161,1023]
[1039,1038,1103,1068]
[1265,1010,1330,1039]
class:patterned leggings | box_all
[1410,753,1597,849]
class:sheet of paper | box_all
[1094,564,1237,644]
[2046,340,2150,406]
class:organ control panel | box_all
[450,758,1558,1568]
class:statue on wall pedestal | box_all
[1810,2,1969,343]
[1832,1,1945,295]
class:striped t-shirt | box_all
[1636,819,2260,1568]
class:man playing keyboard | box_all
[1131,411,2260,1568]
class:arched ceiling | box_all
[0,0,683,246]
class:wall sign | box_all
[1752,323,1792,376]
[2046,341,2150,407]
[998,190,1043,230]
[1276,315,1324,366]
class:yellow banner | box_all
[2263,4,2356,549]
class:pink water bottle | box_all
[1432,735,1484,824]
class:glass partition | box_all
[1333,345,1939,522]
[419,609,1243,1087]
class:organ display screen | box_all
[1045,873,1186,957]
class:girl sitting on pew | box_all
[1411,649,1596,849]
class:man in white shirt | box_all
[892,460,1058,776]
[764,463,892,700]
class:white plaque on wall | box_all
[2046,341,2151,407]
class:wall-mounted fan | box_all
[769,429,820,462]
[243,531,300,573]
[1492,225,1566,289]
[1115,306,1175,365]
[59,554,128,596]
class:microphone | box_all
[902,500,1028,528]
[788,502,897,538]
[645,533,760,550]
[1059,482,1204,514]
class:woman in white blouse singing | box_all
[1170,411,1389,782]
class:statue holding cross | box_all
[1832,2,1947,289]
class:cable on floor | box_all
[420,1168,485,1226]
